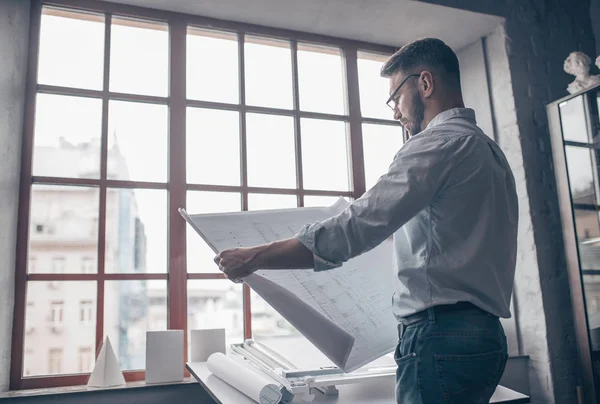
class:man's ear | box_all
[420,71,434,98]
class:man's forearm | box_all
[251,238,314,270]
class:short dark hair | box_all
[380,38,461,88]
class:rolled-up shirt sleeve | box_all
[295,132,458,271]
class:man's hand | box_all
[213,247,260,283]
[213,239,315,283]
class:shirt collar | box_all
[425,108,476,130]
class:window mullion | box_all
[238,32,249,206]
[238,32,253,340]
[291,40,304,207]
[167,18,187,346]
[95,11,111,360]
[343,46,366,198]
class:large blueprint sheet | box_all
[180,199,397,373]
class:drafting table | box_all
[187,361,529,404]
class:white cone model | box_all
[87,336,126,388]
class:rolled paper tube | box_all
[207,353,283,404]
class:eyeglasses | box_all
[385,73,420,111]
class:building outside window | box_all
[49,301,63,325]
[48,348,63,374]
[81,257,95,273]
[79,300,94,324]
[23,350,34,377]
[25,303,35,335]
[51,257,65,273]
[78,347,94,373]
[28,257,37,274]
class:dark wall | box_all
[591,0,600,56]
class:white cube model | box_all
[146,330,184,384]
[190,328,226,362]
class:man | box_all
[214,38,518,404]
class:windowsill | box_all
[0,354,530,399]
[0,377,197,399]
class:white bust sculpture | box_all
[564,51,600,94]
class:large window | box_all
[12,0,401,389]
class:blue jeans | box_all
[394,304,508,404]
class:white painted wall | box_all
[104,0,503,50]
[0,0,30,392]
[457,38,495,139]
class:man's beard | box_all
[410,94,425,136]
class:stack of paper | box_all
[181,199,397,373]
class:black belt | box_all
[397,302,491,338]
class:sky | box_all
[33,9,403,278]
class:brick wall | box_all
[485,24,563,404]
